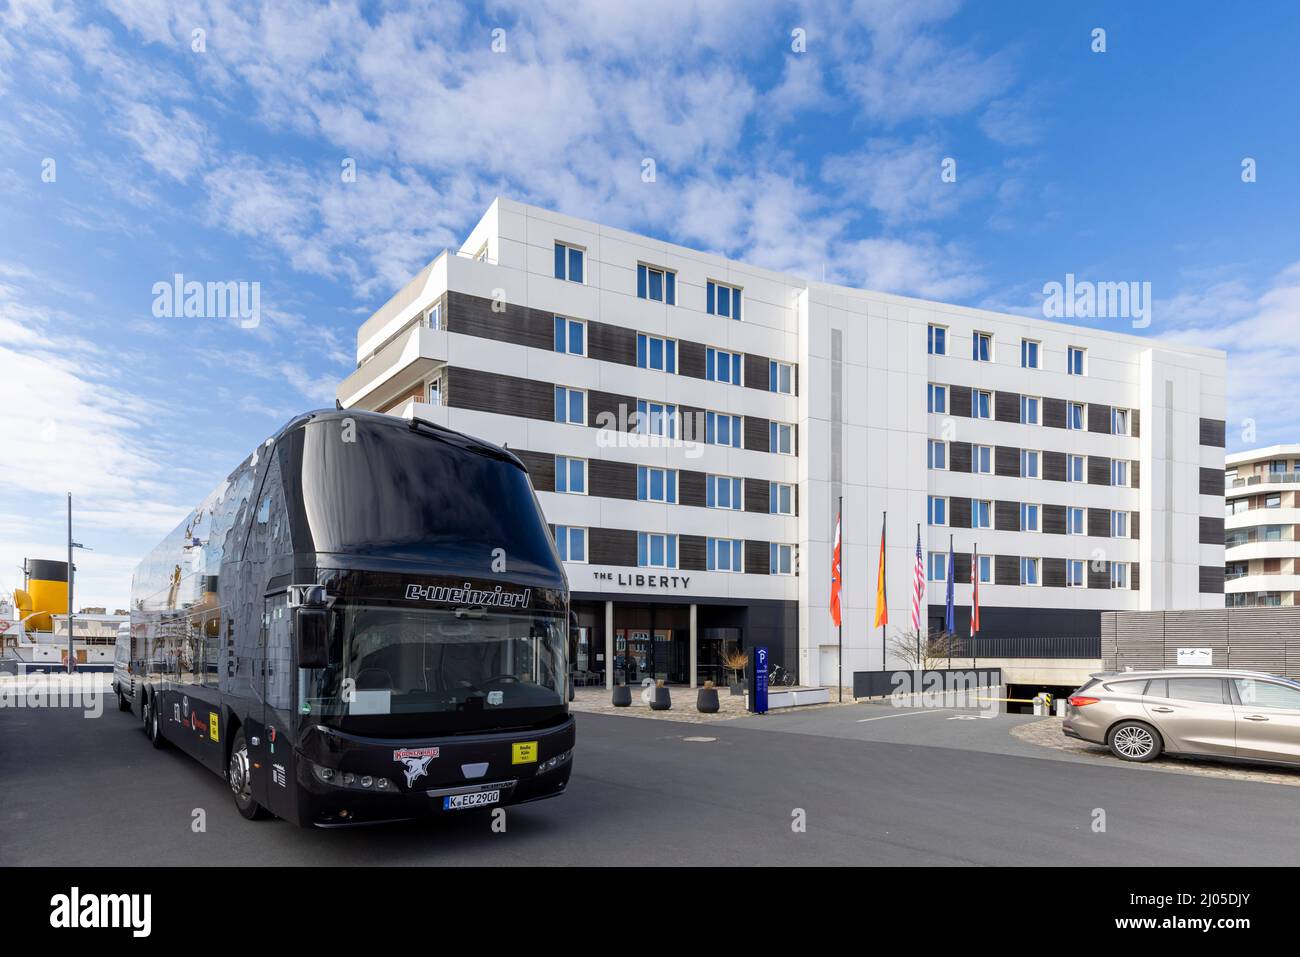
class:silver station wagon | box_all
[1064,669,1300,766]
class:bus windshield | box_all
[301,604,566,719]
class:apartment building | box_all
[1225,445,1300,606]
[336,198,1227,688]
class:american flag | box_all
[910,526,925,633]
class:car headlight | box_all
[535,749,573,776]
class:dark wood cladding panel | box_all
[589,528,637,567]
[679,470,707,508]
[1043,503,1067,535]
[445,291,552,350]
[1131,511,1140,539]
[744,353,769,392]
[678,340,706,379]
[995,555,1019,585]
[1131,409,1141,438]
[588,460,637,500]
[953,551,972,584]
[1131,563,1140,591]
[586,322,636,365]
[1200,466,1223,495]
[512,450,555,489]
[447,367,554,421]
[1088,455,1111,486]
[949,385,971,417]
[995,500,1020,532]
[680,534,707,572]
[1043,450,1067,482]
[1199,516,1225,545]
[744,477,770,513]
[1087,403,1112,434]
[995,445,1019,477]
[588,390,635,430]
[1042,397,1067,429]
[949,441,972,474]
[1087,507,1111,537]
[744,541,770,575]
[1200,565,1225,593]
[949,496,971,529]
[743,416,770,453]
[1200,418,1226,448]
[1131,460,1140,489]
[1043,557,1067,588]
[995,391,1020,423]
[1088,561,1112,590]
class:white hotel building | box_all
[337,198,1227,688]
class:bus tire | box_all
[144,693,168,749]
[117,688,131,712]
[228,728,270,821]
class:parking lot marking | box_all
[856,709,953,723]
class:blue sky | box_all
[1,0,1298,609]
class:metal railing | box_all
[1228,472,1300,488]
[947,635,1101,659]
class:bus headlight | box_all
[535,749,573,776]
[311,762,395,792]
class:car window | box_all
[1234,679,1300,710]
[1103,679,1148,695]
[1164,678,1225,704]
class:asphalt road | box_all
[4,694,1300,866]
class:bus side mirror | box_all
[297,608,328,669]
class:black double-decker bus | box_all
[128,410,573,826]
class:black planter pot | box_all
[612,686,632,707]
[696,687,720,713]
[649,687,672,711]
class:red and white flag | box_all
[829,512,842,627]
[910,526,925,633]
[970,550,981,637]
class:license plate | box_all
[443,789,500,811]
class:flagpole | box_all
[947,533,953,670]
[837,495,843,703]
[915,522,921,673]
[880,511,887,672]
[972,541,979,672]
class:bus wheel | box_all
[117,688,130,712]
[144,695,167,749]
[228,728,269,820]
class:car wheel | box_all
[228,728,270,820]
[1108,721,1162,762]
[144,695,167,749]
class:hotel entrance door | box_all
[611,604,689,684]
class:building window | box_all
[770,482,794,515]
[974,445,993,475]
[1112,408,1129,436]
[637,466,677,504]
[769,360,794,395]
[976,554,993,584]
[770,543,796,576]
[1112,510,1128,537]
[1020,557,1040,585]
[1021,503,1040,532]
[1266,493,1282,509]
[973,499,992,529]
[1067,507,1084,535]
[705,411,741,447]
[706,347,742,385]
[426,376,442,407]
[554,386,586,425]
[770,421,795,455]
[638,532,678,568]
[928,383,947,414]
[707,538,743,572]
[555,525,587,563]
[556,456,587,494]
[972,331,993,362]
[1111,459,1129,487]
[1067,402,1084,431]
[1227,497,1249,516]
[928,495,947,526]
[974,390,992,420]
[637,334,677,373]
[424,302,442,330]
[1067,454,1085,483]
[1067,346,1086,376]
[928,324,947,355]
[1020,395,1040,425]
[928,551,947,582]
[1067,559,1085,588]
[1020,449,1040,478]
[706,475,742,510]
[554,242,584,283]
[1021,338,1040,369]
[637,400,678,438]
[637,263,676,304]
[929,439,947,470]
[707,280,742,319]
[554,316,585,355]
[1111,562,1129,589]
